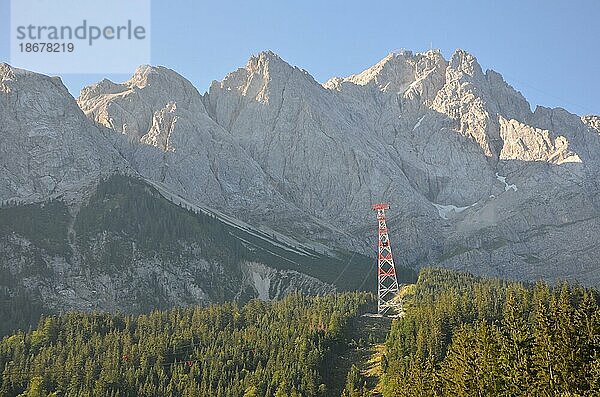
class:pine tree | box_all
[499,285,533,394]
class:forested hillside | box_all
[0,292,371,396]
[1,268,599,396]
[382,268,600,396]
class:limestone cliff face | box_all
[498,116,581,164]
[0,64,127,202]
[76,49,600,284]
[2,48,600,287]
[77,65,295,219]
[205,51,427,227]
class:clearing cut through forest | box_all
[325,307,393,396]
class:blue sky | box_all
[1,0,598,115]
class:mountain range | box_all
[1,49,599,333]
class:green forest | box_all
[381,268,600,396]
[0,292,371,396]
[1,267,599,396]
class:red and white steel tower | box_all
[372,203,400,315]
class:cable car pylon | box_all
[372,203,400,315]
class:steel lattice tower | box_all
[372,203,400,315]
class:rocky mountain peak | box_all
[324,49,447,94]
[80,65,200,105]
[78,78,126,100]
[126,65,195,92]
[0,63,68,97]
[215,51,318,98]
[448,49,484,78]
[78,64,208,143]
[442,49,530,120]
[206,50,327,134]
[0,64,126,202]
[226,50,312,95]
[246,50,291,73]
